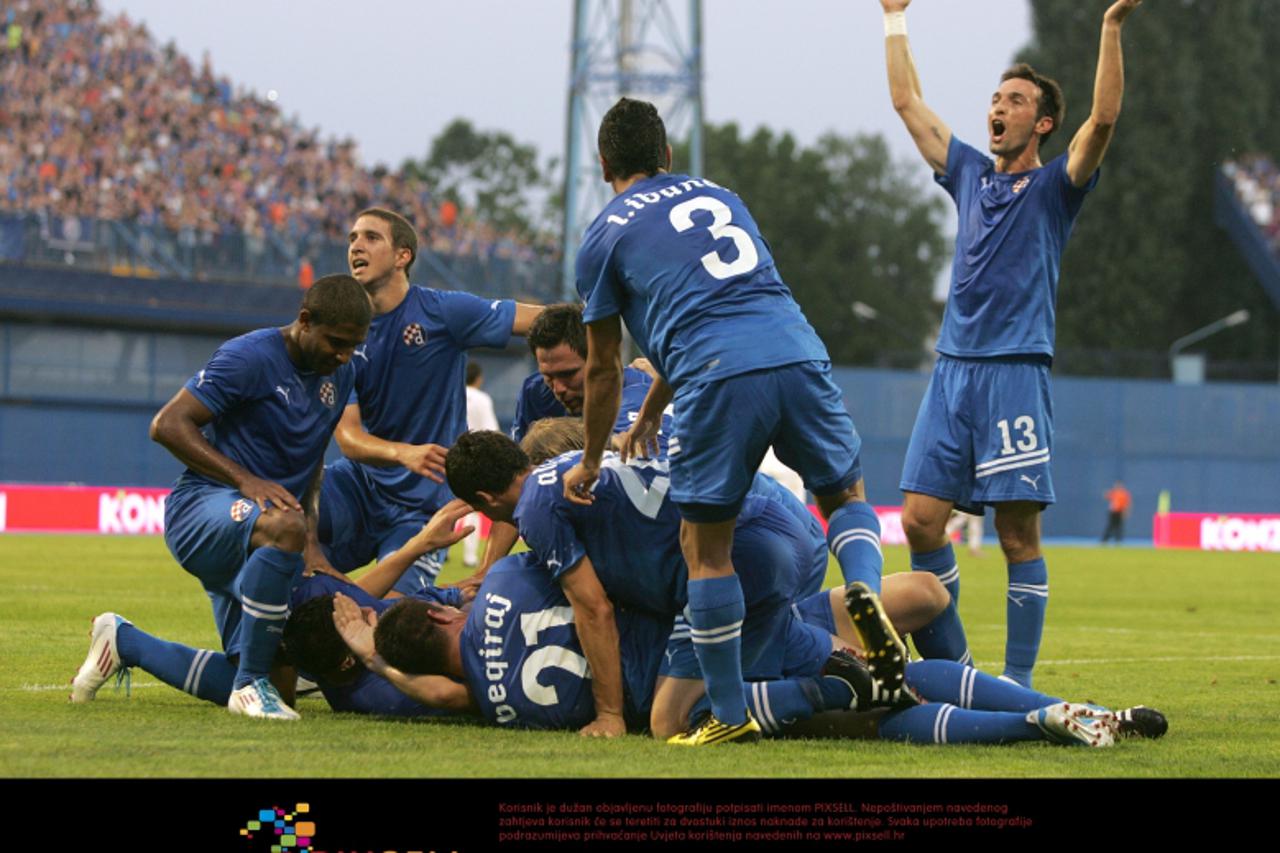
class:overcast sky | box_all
[97,0,1034,175]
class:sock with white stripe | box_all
[878,703,1041,744]
[825,502,882,593]
[910,543,959,603]
[686,575,748,726]
[903,660,1061,711]
[743,678,844,735]
[233,546,303,689]
[1004,557,1048,687]
[116,624,235,705]
[909,599,971,663]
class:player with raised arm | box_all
[70,276,371,720]
[561,98,889,745]
[445,430,908,742]
[69,497,473,717]
[318,208,542,594]
[881,0,1143,686]
[337,555,1166,747]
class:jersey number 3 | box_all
[669,196,759,280]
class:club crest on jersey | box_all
[229,499,254,523]
[1012,176,1031,194]
[402,323,427,347]
[319,380,337,408]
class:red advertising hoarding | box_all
[1153,512,1280,552]
[0,483,169,534]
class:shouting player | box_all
[880,0,1143,686]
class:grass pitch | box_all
[2,534,1278,778]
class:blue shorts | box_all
[669,361,862,522]
[318,458,446,594]
[659,502,808,680]
[900,356,1055,509]
[163,477,263,656]
[662,606,832,681]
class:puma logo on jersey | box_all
[1020,474,1041,489]
[352,346,369,362]
[275,385,291,405]
[196,369,207,388]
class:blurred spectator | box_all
[1223,155,1280,256]
[296,256,314,290]
[0,0,557,279]
[1101,480,1131,544]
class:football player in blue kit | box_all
[318,208,542,594]
[444,430,908,743]
[881,0,1143,686]
[69,496,474,719]
[71,275,371,720]
[330,554,1166,747]
[560,98,887,745]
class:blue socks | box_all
[903,660,1061,712]
[908,543,970,663]
[116,624,235,705]
[911,542,959,603]
[686,575,748,725]
[825,502,883,593]
[233,546,303,689]
[1005,558,1048,687]
[879,704,1041,744]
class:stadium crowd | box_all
[1223,154,1280,255]
[0,0,554,270]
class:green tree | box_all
[1018,0,1279,377]
[678,123,948,366]
[403,119,557,239]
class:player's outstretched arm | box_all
[563,316,624,505]
[1067,0,1141,187]
[559,556,626,737]
[881,0,951,174]
[332,593,475,712]
[150,388,301,512]
[511,302,545,337]
[356,498,476,599]
[301,461,351,583]
[619,375,672,462]
[333,401,447,483]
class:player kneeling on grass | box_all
[324,552,1165,746]
[69,500,476,717]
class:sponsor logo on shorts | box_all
[1019,473,1041,489]
[230,499,254,523]
[401,323,426,347]
[319,380,336,408]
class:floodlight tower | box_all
[560,0,705,297]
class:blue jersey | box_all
[459,553,668,730]
[510,365,655,443]
[180,328,354,498]
[575,173,828,388]
[936,137,1098,358]
[350,286,515,509]
[515,451,801,620]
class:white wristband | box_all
[884,11,907,38]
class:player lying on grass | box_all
[326,552,1167,746]
[68,500,475,716]
[445,430,915,742]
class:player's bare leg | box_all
[993,501,1046,687]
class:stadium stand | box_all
[0,0,558,296]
